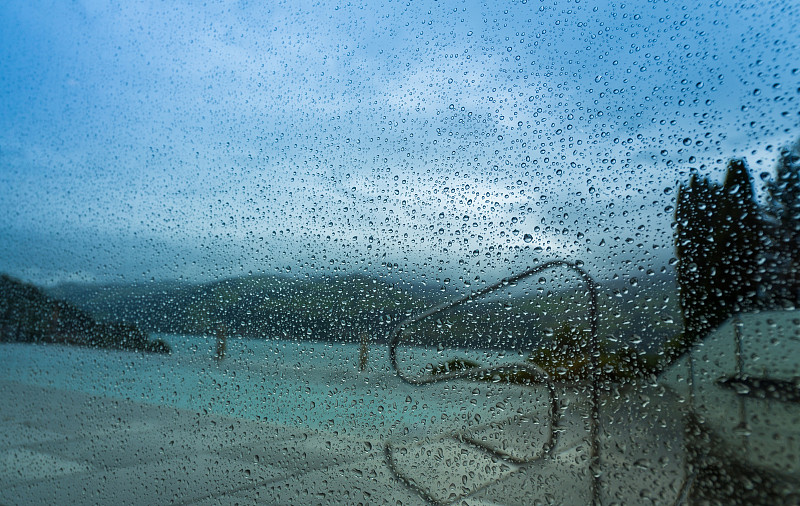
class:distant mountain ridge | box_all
[46,270,680,352]
[47,274,439,343]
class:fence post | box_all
[359,331,369,371]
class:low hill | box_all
[46,271,682,353]
[48,274,437,343]
[1,274,169,353]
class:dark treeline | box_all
[0,274,170,353]
[675,138,800,347]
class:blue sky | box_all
[1,0,799,287]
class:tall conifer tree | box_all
[675,174,724,340]
[675,158,764,343]
[766,140,800,302]
[720,158,763,311]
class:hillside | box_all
[0,274,169,353]
[47,271,682,352]
[48,274,437,343]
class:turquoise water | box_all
[0,335,549,440]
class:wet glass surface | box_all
[1,1,799,504]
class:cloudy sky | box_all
[1,0,799,288]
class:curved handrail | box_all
[387,259,601,504]
[388,260,597,385]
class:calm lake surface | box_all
[0,335,550,440]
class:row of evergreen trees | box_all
[675,139,800,343]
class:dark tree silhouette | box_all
[675,174,724,340]
[719,158,764,310]
[675,159,765,343]
[766,139,800,302]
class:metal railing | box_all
[387,260,601,505]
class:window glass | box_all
[1,0,799,503]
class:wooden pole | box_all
[215,324,227,361]
[359,331,368,371]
